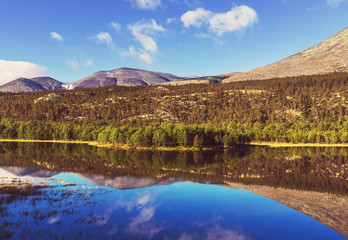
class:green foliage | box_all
[193,135,203,149]
[0,73,346,145]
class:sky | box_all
[0,0,347,84]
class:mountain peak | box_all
[223,27,348,82]
[0,76,63,92]
[65,67,186,89]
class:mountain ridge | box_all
[222,27,348,82]
[0,77,63,92]
[62,67,187,89]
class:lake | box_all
[0,142,347,239]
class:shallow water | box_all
[0,142,347,239]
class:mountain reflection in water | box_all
[0,142,347,239]
[0,142,346,194]
[0,172,346,240]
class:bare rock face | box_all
[63,67,187,89]
[0,77,63,92]
[223,28,348,82]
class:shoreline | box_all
[0,139,347,150]
[0,139,205,151]
[249,142,348,148]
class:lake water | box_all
[0,142,347,239]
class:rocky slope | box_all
[223,27,348,82]
[63,67,186,89]
[0,77,63,92]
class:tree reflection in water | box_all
[0,142,346,195]
[0,142,347,239]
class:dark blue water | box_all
[0,171,345,240]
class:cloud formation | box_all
[181,5,257,36]
[66,59,79,71]
[0,60,49,85]
[50,32,64,42]
[120,46,155,65]
[181,8,212,28]
[96,32,115,50]
[128,0,162,10]
[128,19,166,52]
[138,50,154,65]
[125,19,166,65]
[327,0,345,7]
[111,22,122,32]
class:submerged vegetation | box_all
[0,73,347,146]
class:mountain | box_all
[223,28,348,83]
[0,77,63,92]
[1,167,57,178]
[74,174,177,190]
[63,67,187,89]
[30,77,64,90]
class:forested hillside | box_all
[0,72,347,147]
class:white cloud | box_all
[85,59,93,67]
[137,194,151,205]
[119,46,138,58]
[128,0,162,10]
[96,32,115,50]
[128,19,166,52]
[111,22,121,32]
[181,8,212,28]
[66,59,79,71]
[50,32,64,42]
[119,46,155,65]
[0,60,49,85]
[121,19,165,65]
[181,5,258,37]
[138,50,154,65]
[206,225,251,240]
[209,6,258,36]
[327,0,345,7]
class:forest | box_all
[0,72,347,147]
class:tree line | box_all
[0,72,347,145]
[0,118,347,147]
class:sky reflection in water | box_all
[0,171,345,240]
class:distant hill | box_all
[223,28,348,83]
[0,77,63,92]
[63,67,187,89]
[0,68,187,92]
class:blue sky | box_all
[0,0,347,84]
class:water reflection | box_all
[0,142,346,194]
[0,142,347,239]
[0,174,345,240]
